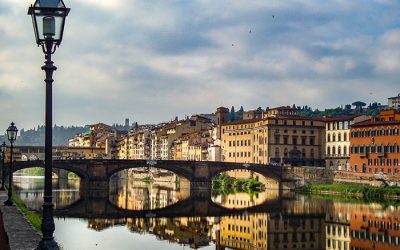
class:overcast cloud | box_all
[0,0,399,131]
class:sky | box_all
[0,0,399,132]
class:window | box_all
[344,146,347,155]
[327,134,331,142]
[275,148,280,158]
[333,133,336,142]
[338,133,341,141]
[327,146,331,155]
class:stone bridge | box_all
[7,159,334,195]
[53,189,283,219]
[7,159,285,195]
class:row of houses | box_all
[63,105,400,175]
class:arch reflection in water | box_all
[109,168,190,210]
[13,176,80,210]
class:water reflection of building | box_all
[325,213,350,250]
[124,217,212,249]
[349,206,400,250]
[110,180,184,210]
[267,213,325,250]
[212,189,279,209]
[218,213,268,249]
[325,201,400,250]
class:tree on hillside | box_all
[352,101,366,113]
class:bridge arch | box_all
[11,161,87,180]
[106,160,195,181]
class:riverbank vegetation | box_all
[10,189,41,231]
[211,173,265,196]
[296,184,400,201]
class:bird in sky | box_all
[232,44,234,46]
[249,29,252,33]
[272,15,275,18]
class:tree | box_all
[352,101,366,113]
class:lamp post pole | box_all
[28,1,70,249]
[4,122,18,206]
[37,38,57,250]
[0,142,5,190]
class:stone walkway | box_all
[0,190,41,250]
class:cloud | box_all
[0,0,399,131]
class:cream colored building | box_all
[324,115,369,170]
[220,106,326,166]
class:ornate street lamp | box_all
[4,122,18,206]
[0,141,6,190]
[28,0,70,249]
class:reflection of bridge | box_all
[53,190,282,219]
[8,160,284,195]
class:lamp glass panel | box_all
[38,0,61,8]
[33,9,65,42]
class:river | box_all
[13,174,400,250]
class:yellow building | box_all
[220,106,325,166]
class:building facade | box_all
[220,106,325,166]
[350,110,400,174]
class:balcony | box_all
[324,154,350,159]
[359,152,367,158]
[377,152,385,157]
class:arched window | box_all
[368,129,372,137]
[387,144,391,153]
[380,128,385,136]
[394,143,399,153]
[284,148,288,157]
[394,127,399,135]
[332,146,336,155]
[338,146,341,155]
[333,133,336,142]
[344,132,347,141]
[327,146,331,155]
[387,127,391,136]
[343,146,347,155]
[327,134,331,142]
[338,133,341,142]
[374,128,378,136]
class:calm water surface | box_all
[13,175,400,250]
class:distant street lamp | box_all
[28,0,70,249]
[4,122,18,206]
[0,142,6,190]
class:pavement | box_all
[0,189,41,250]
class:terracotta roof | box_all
[224,118,262,125]
[351,120,400,127]
[322,115,359,122]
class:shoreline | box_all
[296,183,400,201]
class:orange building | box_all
[350,110,400,174]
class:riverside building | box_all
[219,106,325,166]
[350,110,400,174]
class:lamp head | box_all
[6,122,18,144]
[28,0,70,54]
